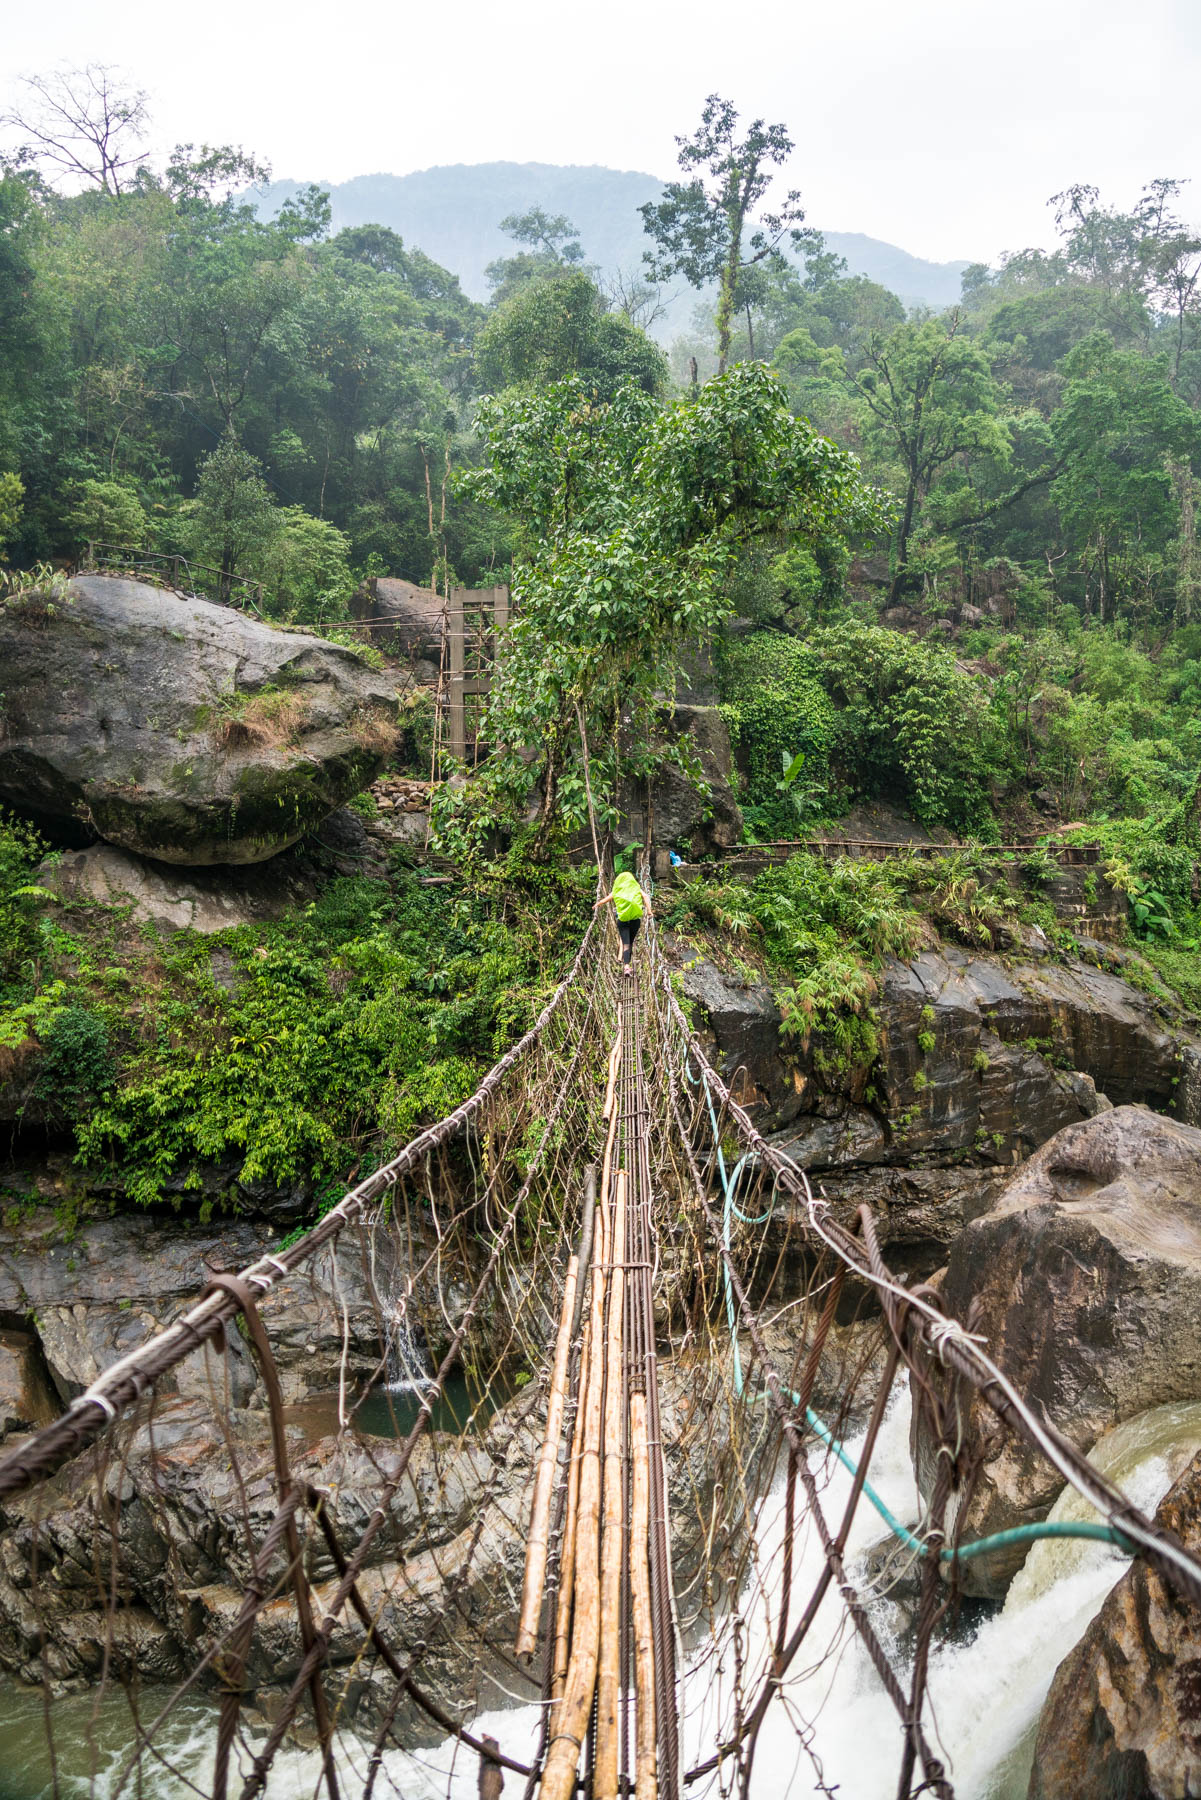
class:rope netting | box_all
[0,881,1200,1800]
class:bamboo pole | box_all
[630,1390,658,1800]
[540,1161,610,1800]
[595,1171,628,1800]
[602,1036,622,1123]
[516,1255,579,1656]
[551,1348,585,1701]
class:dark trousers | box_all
[617,918,642,966]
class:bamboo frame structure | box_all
[630,1390,658,1800]
[540,1166,609,1800]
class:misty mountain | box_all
[251,162,970,332]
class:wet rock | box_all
[0,1362,741,1709]
[672,938,1183,1161]
[772,1107,887,1170]
[914,1107,1201,1597]
[0,574,403,865]
[874,949,1177,1162]
[1030,1446,1201,1799]
[0,1330,57,1438]
[767,1163,1011,1275]
[676,956,803,1130]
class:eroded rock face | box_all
[0,575,402,864]
[42,843,320,935]
[0,1396,523,1701]
[675,942,1186,1176]
[915,1107,1201,1596]
[1030,1447,1201,1799]
[0,1207,408,1418]
[0,1362,739,1717]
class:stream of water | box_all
[1,1397,1197,1798]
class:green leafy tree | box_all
[259,507,354,623]
[640,95,820,375]
[856,313,1011,599]
[0,472,24,559]
[485,209,587,302]
[477,270,666,397]
[812,619,995,826]
[458,363,886,845]
[66,477,147,549]
[181,434,276,595]
[1051,331,1201,620]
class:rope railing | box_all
[0,915,598,1504]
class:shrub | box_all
[720,634,837,826]
[259,508,356,625]
[810,619,996,829]
[69,870,587,1210]
[0,812,47,1001]
[34,1006,114,1111]
[66,479,149,550]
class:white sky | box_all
[3,0,1199,265]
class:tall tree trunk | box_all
[532,698,570,857]
[1171,457,1200,624]
[888,470,920,603]
[421,446,436,592]
[744,301,755,361]
[715,212,742,376]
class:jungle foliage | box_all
[0,812,593,1208]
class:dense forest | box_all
[4,73,1201,964]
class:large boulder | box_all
[0,575,402,864]
[914,1107,1201,1595]
[643,704,743,855]
[1030,1444,1201,1799]
[875,948,1183,1162]
[356,576,444,671]
[42,842,318,934]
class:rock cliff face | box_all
[676,940,1194,1208]
[1031,1446,1201,1799]
[913,1107,1201,1596]
[0,575,402,864]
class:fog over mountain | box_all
[252,161,970,333]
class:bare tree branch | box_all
[1,64,150,195]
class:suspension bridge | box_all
[0,866,1198,1800]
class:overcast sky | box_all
[3,0,1199,265]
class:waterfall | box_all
[385,1295,432,1392]
[715,1395,1201,1800]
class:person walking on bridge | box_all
[594,871,646,975]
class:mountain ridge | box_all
[251,161,970,331]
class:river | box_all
[0,1397,1197,1799]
